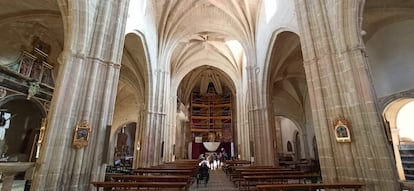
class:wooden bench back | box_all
[256,183,364,191]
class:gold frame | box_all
[333,116,351,143]
[73,120,91,149]
[38,118,47,144]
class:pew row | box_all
[256,182,364,191]
[91,181,189,191]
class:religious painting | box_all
[333,116,351,143]
[41,67,54,87]
[73,120,91,149]
[29,61,43,81]
[19,56,33,77]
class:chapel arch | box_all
[110,32,150,168]
[383,99,414,181]
[0,95,46,164]
[363,3,414,182]
[265,31,316,167]
[177,65,237,160]
[364,1,414,110]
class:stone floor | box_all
[189,169,238,191]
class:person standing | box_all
[219,148,228,168]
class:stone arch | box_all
[111,31,151,167]
[0,95,47,117]
[175,65,238,159]
[262,28,301,98]
[383,98,414,180]
[264,30,311,165]
[0,95,47,163]
[365,20,414,100]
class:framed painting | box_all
[333,116,351,143]
[73,120,91,149]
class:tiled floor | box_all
[189,169,238,191]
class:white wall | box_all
[366,20,414,97]
[280,117,298,154]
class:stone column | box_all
[31,1,129,190]
[164,95,177,161]
[134,108,147,168]
[274,117,283,157]
[236,92,250,160]
[175,101,189,160]
[294,0,399,190]
[391,128,405,180]
[246,65,275,165]
[141,69,169,166]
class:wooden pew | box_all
[139,166,198,170]
[241,170,307,175]
[238,174,320,190]
[238,168,296,172]
[228,166,292,175]
[228,166,315,189]
[230,169,303,184]
[256,182,364,191]
[226,160,251,166]
[164,159,199,164]
[98,160,199,190]
[132,169,196,176]
[107,174,192,183]
[224,160,251,173]
[91,181,189,191]
[243,174,320,184]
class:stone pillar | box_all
[31,1,129,190]
[164,95,177,161]
[274,117,283,160]
[175,101,189,160]
[391,128,405,180]
[134,108,147,168]
[141,69,169,166]
[236,92,250,160]
[246,65,275,165]
[294,0,399,190]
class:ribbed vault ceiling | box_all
[363,0,414,41]
[153,0,259,97]
[179,66,235,104]
[268,32,306,124]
